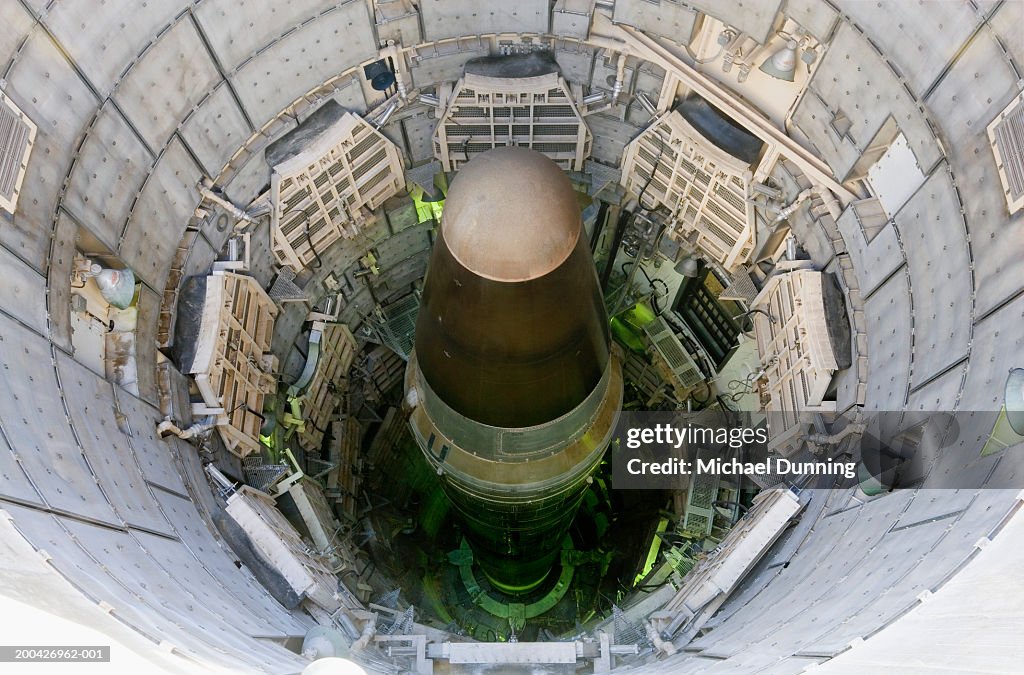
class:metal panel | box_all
[689,491,916,656]
[833,0,981,96]
[113,19,221,150]
[808,23,941,177]
[906,361,966,411]
[135,285,161,405]
[420,0,548,40]
[150,488,314,635]
[132,530,290,638]
[447,641,578,664]
[179,82,253,177]
[54,352,173,535]
[749,516,949,658]
[553,46,595,84]
[63,101,152,250]
[925,32,1023,318]
[1,502,228,663]
[119,138,201,290]
[47,213,79,352]
[401,111,438,164]
[863,271,912,410]
[0,242,47,334]
[959,293,1024,411]
[2,31,99,271]
[800,490,1015,657]
[782,0,839,41]
[111,387,189,495]
[0,414,44,505]
[894,168,971,387]
[0,314,119,524]
[586,111,638,167]
[40,0,182,96]
[194,0,341,73]
[612,0,697,46]
[0,1,35,74]
[835,207,904,297]
[56,515,300,665]
[790,89,861,182]
[410,43,488,89]
[229,3,377,129]
[223,144,277,205]
[988,0,1024,72]
[552,0,593,40]
[684,0,783,44]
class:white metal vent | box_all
[294,322,357,454]
[988,91,1024,214]
[270,112,405,271]
[683,470,719,536]
[188,271,279,458]
[620,111,754,271]
[752,265,839,457]
[0,90,37,215]
[642,316,705,394]
[433,71,591,171]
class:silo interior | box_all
[0,0,1022,672]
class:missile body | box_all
[405,147,622,593]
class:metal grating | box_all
[612,605,650,647]
[988,91,1024,214]
[243,456,290,492]
[752,267,840,457]
[268,267,307,303]
[642,317,705,392]
[683,470,718,536]
[270,111,405,271]
[374,588,401,609]
[372,293,420,360]
[0,90,37,214]
[434,71,591,171]
[620,110,754,271]
[188,271,279,458]
[719,272,760,303]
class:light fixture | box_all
[363,59,396,91]
[71,255,136,309]
[759,40,798,82]
[674,256,700,278]
[1005,368,1024,435]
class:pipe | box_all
[770,188,814,226]
[204,464,237,493]
[814,184,843,221]
[197,179,260,227]
[381,42,408,100]
[635,91,658,116]
[350,616,377,651]
[157,415,218,440]
[805,423,866,447]
[611,52,627,103]
[372,99,399,128]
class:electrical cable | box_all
[303,207,323,269]
[636,131,667,209]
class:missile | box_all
[404,147,623,594]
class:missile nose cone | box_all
[442,147,582,282]
[407,148,623,593]
[414,148,611,428]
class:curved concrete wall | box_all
[0,0,1021,672]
